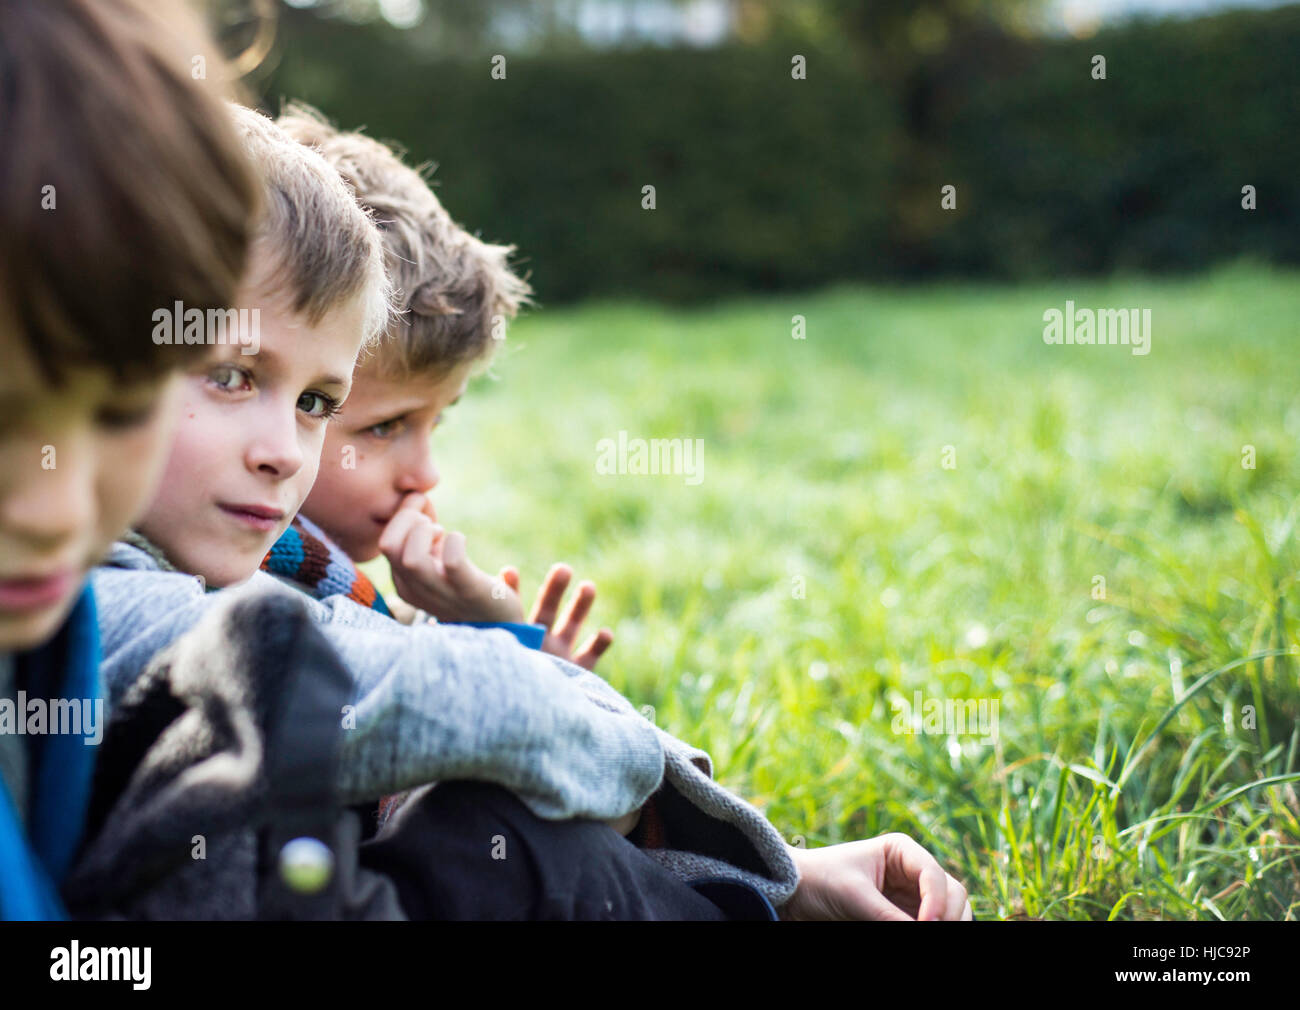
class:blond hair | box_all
[228,103,393,345]
[275,102,531,378]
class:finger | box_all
[400,517,442,576]
[889,835,950,922]
[498,566,520,593]
[378,507,423,561]
[961,899,973,922]
[943,874,969,922]
[530,563,572,628]
[572,628,614,670]
[553,580,597,646]
[439,531,475,591]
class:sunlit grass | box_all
[366,260,1300,919]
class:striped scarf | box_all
[262,514,390,616]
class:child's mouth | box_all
[218,503,285,533]
[0,569,77,611]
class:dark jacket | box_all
[64,590,402,919]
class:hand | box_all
[780,833,972,921]
[378,492,525,624]
[499,562,614,670]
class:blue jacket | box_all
[0,586,100,920]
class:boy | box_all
[269,103,612,670]
[0,0,259,918]
[130,103,392,589]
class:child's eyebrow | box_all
[254,345,347,390]
[313,373,349,388]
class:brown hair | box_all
[276,102,531,378]
[230,103,393,345]
[0,0,260,384]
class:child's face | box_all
[301,358,476,563]
[136,270,370,588]
[0,302,184,650]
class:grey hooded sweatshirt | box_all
[91,540,800,910]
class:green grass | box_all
[366,260,1300,920]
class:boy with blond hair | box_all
[130,102,393,587]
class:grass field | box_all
[366,260,1300,920]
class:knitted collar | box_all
[262,514,390,615]
[117,523,389,614]
[120,529,180,574]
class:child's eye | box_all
[208,364,251,393]
[366,419,402,438]
[298,391,341,420]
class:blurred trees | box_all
[226,1,1298,301]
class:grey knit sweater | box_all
[90,540,799,910]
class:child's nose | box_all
[1,446,95,550]
[397,452,439,495]
[245,407,304,479]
